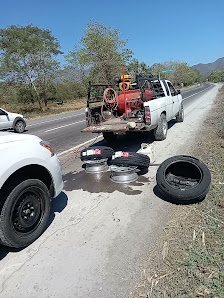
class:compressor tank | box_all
[117,89,154,115]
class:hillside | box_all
[192,57,224,77]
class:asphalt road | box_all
[25,83,214,154]
[0,83,219,298]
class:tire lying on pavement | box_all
[156,155,211,203]
[80,146,114,161]
[110,152,150,170]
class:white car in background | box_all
[0,108,27,133]
[0,132,64,248]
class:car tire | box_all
[14,120,26,133]
[0,179,51,248]
[156,155,211,203]
[176,103,184,122]
[154,113,168,141]
[103,132,117,144]
[110,152,150,169]
[80,146,114,161]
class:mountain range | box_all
[192,57,224,77]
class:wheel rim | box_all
[162,119,167,134]
[16,121,24,132]
[11,187,45,235]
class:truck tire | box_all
[156,155,211,203]
[176,103,184,122]
[14,119,26,133]
[154,113,168,141]
[103,132,117,144]
[111,152,150,169]
[0,179,50,248]
[80,146,114,161]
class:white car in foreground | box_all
[0,132,64,248]
[0,108,27,133]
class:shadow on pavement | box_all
[0,191,68,261]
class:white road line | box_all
[183,86,211,100]
[28,112,85,127]
[45,120,85,132]
[58,136,103,157]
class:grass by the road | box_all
[3,98,86,120]
[131,85,224,298]
[3,85,198,120]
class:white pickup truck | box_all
[82,76,184,142]
[0,132,63,248]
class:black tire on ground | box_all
[0,179,51,248]
[176,103,184,122]
[154,113,168,141]
[103,132,117,144]
[80,146,114,161]
[156,155,211,203]
[111,152,150,169]
[14,120,26,133]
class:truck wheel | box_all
[176,103,184,122]
[103,132,117,144]
[111,152,150,169]
[0,179,50,248]
[14,120,25,133]
[81,146,114,161]
[156,156,211,204]
[154,113,168,141]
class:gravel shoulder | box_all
[130,84,224,298]
[0,84,221,298]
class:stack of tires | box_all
[80,146,150,183]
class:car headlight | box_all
[40,141,54,156]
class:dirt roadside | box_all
[130,85,224,298]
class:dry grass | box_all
[130,85,224,298]
[1,98,86,120]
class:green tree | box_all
[208,70,224,82]
[150,61,200,86]
[127,58,152,79]
[0,25,63,109]
[66,21,133,84]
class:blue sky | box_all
[1,0,223,66]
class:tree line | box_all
[0,22,203,110]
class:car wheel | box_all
[14,120,25,133]
[156,155,211,203]
[0,179,50,248]
[176,103,184,122]
[154,113,168,141]
[110,152,150,169]
[80,146,114,161]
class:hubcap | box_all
[163,120,167,134]
[16,121,24,132]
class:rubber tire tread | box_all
[0,179,50,248]
[156,155,211,203]
[176,103,184,122]
[81,146,114,161]
[154,113,168,141]
[111,152,150,169]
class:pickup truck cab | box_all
[0,132,63,248]
[82,76,184,142]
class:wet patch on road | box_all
[63,170,151,195]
